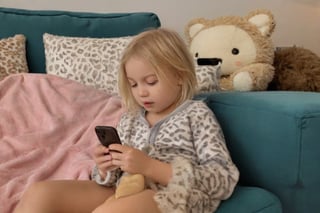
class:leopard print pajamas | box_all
[92,100,239,213]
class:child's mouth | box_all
[143,102,153,108]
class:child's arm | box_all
[91,166,121,186]
[191,105,239,200]
[91,144,122,186]
[144,157,172,186]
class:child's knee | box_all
[16,182,55,211]
[24,182,49,200]
[91,195,114,213]
[92,205,107,213]
[14,183,41,212]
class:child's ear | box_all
[176,75,183,85]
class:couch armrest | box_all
[196,91,320,213]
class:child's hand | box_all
[92,144,119,177]
[108,144,151,175]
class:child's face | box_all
[125,56,182,117]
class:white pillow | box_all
[43,33,132,95]
[195,62,221,93]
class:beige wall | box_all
[1,0,319,55]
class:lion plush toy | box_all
[269,46,320,91]
[185,9,276,91]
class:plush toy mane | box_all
[269,46,320,91]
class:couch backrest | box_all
[0,7,161,73]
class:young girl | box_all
[14,28,239,213]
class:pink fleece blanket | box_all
[0,74,125,213]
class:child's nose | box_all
[138,86,148,96]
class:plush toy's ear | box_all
[246,9,275,37]
[185,18,207,42]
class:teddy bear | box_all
[268,46,320,91]
[185,9,276,91]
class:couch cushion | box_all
[0,7,161,73]
[216,186,282,213]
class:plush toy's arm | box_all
[220,63,274,91]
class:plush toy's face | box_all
[186,10,276,82]
[190,25,257,76]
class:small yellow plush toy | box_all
[115,173,145,199]
[185,9,276,91]
[104,173,145,203]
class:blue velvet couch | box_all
[1,7,319,213]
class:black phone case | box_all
[95,126,121,147]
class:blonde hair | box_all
[118,28,197,112]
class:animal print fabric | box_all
[0,34,28,81]
[195,62,221,93]
[92,100,239,213]
[43,33,132,95]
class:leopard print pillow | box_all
[195,62,221,93]
[0,34,29,81]
[43,33,132,95]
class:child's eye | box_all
[130,83,137,88]
[147,80,158,86]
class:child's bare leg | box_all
[14,180,115,213]
[93,189,161,213]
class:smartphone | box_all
[95,126,121,147]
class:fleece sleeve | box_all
[91,166,121,186]
[191,105,239,200]
[154,102,239,213]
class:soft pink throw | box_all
[0,74,124,212]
